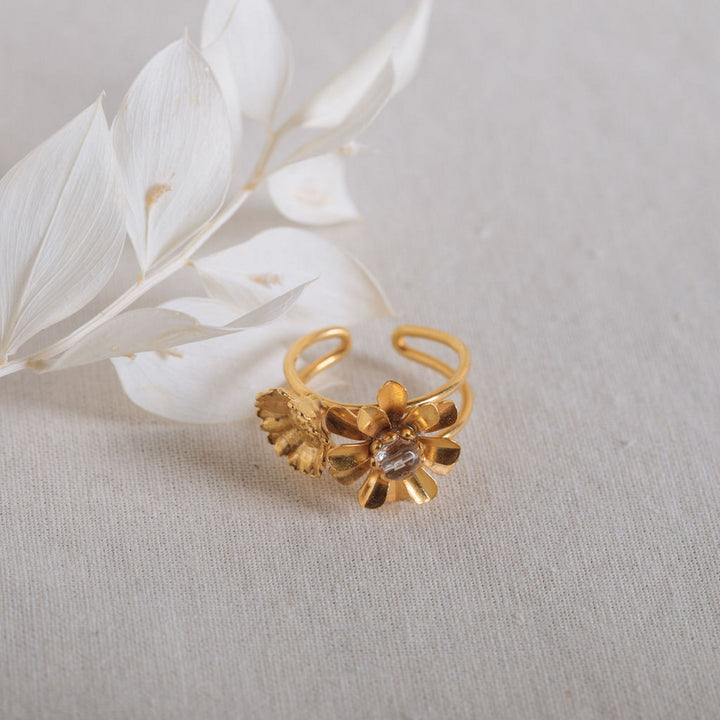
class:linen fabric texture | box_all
[1,0,718,718]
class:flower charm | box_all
[325,381,461,509]
[256,389,329,477]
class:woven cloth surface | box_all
[1,1,719,718]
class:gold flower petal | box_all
[330,458,372,486]
[274,429,302,457]
[287,444,325,476]
[358,471,389,509]
[376,380,408,422]
[357,406,391,438]
[255,388,291,416]
[403,468,438,504]
[420,436,461,474]
[256,388,329,476]
[325,407,366,441]
[286,447,304,470]
[428,400,458,432]
[259,415,294,435]
[404,403,440,433]
[386,481,411,503]
[327,442,371,473]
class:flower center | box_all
[372,428,423,481]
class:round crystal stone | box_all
[373,433,424,481]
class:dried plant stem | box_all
[0,130,282,379]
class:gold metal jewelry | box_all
[256,325,472,510]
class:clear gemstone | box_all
[373,435,423,481]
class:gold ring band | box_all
[283,325,473,436]
[256,325,472,510]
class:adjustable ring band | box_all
[284,325,473,436]
[256,325,472,510]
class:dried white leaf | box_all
[202,0,292,126]
[267,153,359,226]
[194,227,392,326]
[293,0,432,130]
[47,307,229,371]
[0,97,126,360]
[202,38,243,164]
[44,282,310,372]
[284,62,394,165]
[113,37,233,272]
[112,311,293,423]
[113,229,392,422]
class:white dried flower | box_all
[0,0,433,422]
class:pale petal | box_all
[267,154,360,226]
[193,227,392,327]
[292,0,432,130]
[44,282,309,372]
[389,0,433,92]
[113,224,391,423]
[356,406,391,438]
[358,471,389,509]
[203,279,311,328]
[403,467,438,504]
[44,308,229,372]
[202,0,292,125]
[112,309,298,423]
[0,97,125,360]
[376,380,408,421]
[285,62,394,165]
[113,38,233,271]
[202,37,243,164]
[419,436,461,474]
[404,403,440,433]
[157,295,248,325]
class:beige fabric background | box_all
[1,1,719,718]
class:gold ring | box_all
[255,325,472,510]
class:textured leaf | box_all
[48,307,232,372]
[112,310,292,423]
[113,229,391,422]
[284,63,394,165]
[44,282,310,372]
[202,38,243,163]
[0,97,126,360]
[193,227,391,326]
[202,0,292,126]
[267,153,359,226]
[113,38,233,272]
[293,0,432,130]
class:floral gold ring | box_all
[256,325,472,510]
